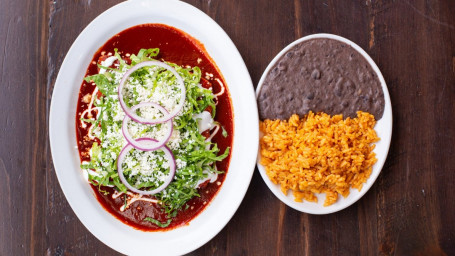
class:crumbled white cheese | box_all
[176,158,187,169]
[121,148,170,187]
[99,56,118,74]
[112,102,125,122]
[121,66,183,113]
[167,129,182,150]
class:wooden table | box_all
[1,0,454,255]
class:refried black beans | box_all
[257,38,385,121]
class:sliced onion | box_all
[117,138,176,195]
[118,61,186,124]
[122,102,173,151]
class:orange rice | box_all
[259,111,379,206]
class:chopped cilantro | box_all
[144,217,172,228]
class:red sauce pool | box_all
[75,24,233,231]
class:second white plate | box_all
[256,34,392,215]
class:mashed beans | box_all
[257,38,385,121]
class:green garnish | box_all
[80,48,229,225]
[144,217,172,228]
[222,126,228,138]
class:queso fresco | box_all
[76,24,233,231]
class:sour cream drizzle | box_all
[80,56,118,138]
[214,78,225,97]
[112,190,159,212]
[79,87,100,139]
[193,111,214,133]
[206,124,220,142]
[195,168,218,188]
[81,161,99,180]
[195,124,221,187]
[99,56,118,74]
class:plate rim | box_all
[49,0,258,254]
[255,33,393,215]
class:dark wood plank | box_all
[46,2,123,255]
[373,1,455,254]
[0,0,49,255]
[0,0,454,255]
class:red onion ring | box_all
[118,61,186,124]
[117,138,176,195]
[122,102,173,151]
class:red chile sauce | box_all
[75,24,233,231]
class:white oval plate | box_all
[256,34,392,215]
[49,0,258,255]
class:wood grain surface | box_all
[0,0,454,255]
